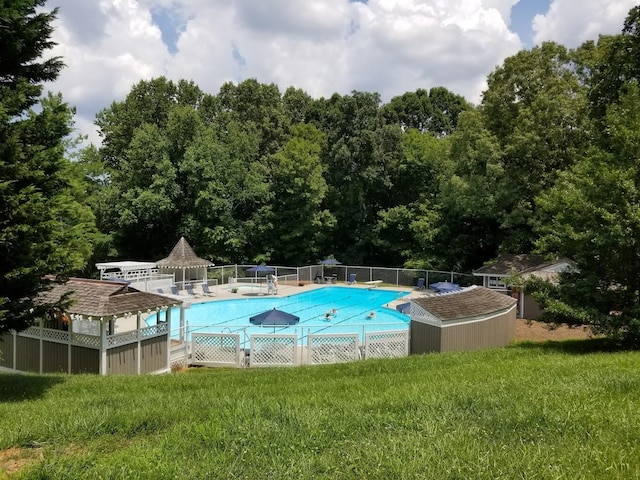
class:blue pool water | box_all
[163,286,410,340]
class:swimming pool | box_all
[165,286,410,341]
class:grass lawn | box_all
[1,339,639,479]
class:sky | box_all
[44,0,638,146]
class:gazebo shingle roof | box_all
[156,237,214,268]
[38,278,179,319]
[413,286,517,322]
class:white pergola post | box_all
[165,307,172,371]
[136,312,142,375]
[99,320,107,375]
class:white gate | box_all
[249,334,297,367]
[364,330,409,359]
[307,333,360,365]
[191,333,243,368]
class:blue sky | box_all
[511,0,552,47]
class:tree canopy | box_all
[6,3,640,345]
[0,0,101,333]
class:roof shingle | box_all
[413,286,517,321]
[156,237,214,268]
[38,278,180,319]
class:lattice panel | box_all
[249,334,297,367]
[107,330,138,347]
[191,334,242,367]
[72,333,100,348]
[41,328,70,343]
[21,326,41,337]
[308,334,359,365]
[364,331,409,359]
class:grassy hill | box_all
[1,340,639,479]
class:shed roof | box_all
[38,278,180,319]
[473,254,547,276]
[412,286,517,322]
[156,237,214,268]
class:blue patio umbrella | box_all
[429,281,461,293]
[319,258,342,265]
[319,258,342,280]
[250,308,300,326]
[246,265,275,273]
[396,302,411,314]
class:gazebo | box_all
[0,278,181,375]
[156,237,214,289]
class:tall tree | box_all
[481,42,591,252]
[266,124,334,264]
[534,84,640,346]
[0,1,84,333]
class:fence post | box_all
[12,330,17,370]
[99,320,107,375]
[38,318,43,374]
[136,312,142,375]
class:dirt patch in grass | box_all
[515,319,595,342]
[0,447,42,477]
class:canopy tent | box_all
[156,237,214,288]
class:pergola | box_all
[156,237,214,288]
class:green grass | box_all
[1,341,640,479]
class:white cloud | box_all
[45,0,627,147]
[532,0,636,48]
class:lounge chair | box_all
[347,273,356,285]
[185,283,197,296]
[201,283,215,296]
[170,285,179,295]
[416,278,425,290]
[156,287,165,294]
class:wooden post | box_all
[99,320,107,375]
[136,312,142,375]
[38,317,43,374]
[166,307,172,372]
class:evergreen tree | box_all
[0,1,76,333]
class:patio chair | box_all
[415,278,425,290]
[170,285,179,295]
[201,283,215,296]
[185,283,197,296]
[347,273,357,285]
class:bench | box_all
[364,280,383,288]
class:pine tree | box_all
[0,0,72,333]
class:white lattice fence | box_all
[107,330,138,347]
[191,333,243,367]
[73,333,100,348]
[364,330,409,359]
[249,334,297,367]
[307,333,360,365]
